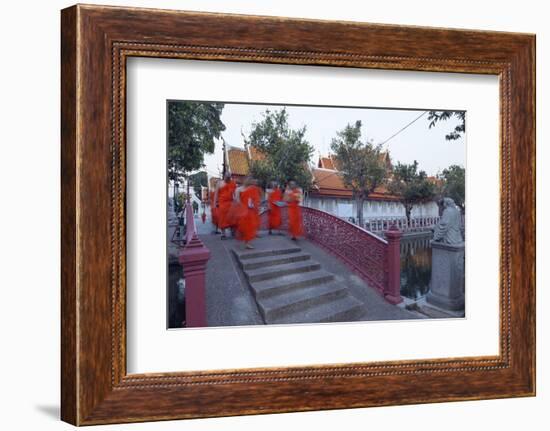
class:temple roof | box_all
[318,156,336,170]
[310,167,399,201]
[224,147,398,201]
[317,152,391,172]
[226,146,249,176]
[226,145,266,177]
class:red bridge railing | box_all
[261,206,403,304]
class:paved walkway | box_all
[196,223,420,327]
[200,231,264,327]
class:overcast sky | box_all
[200,102,465,179]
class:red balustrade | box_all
[261,206,402,302]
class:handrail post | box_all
[384,224,403,304]
[179,202,210,327]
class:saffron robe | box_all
[209,191,219,228]
[286,188,304,238]
[237,186,261,242]
[267,188,283,230]
[217,180,236,229]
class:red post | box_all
[179,202,210,327]
[384,224,403,305]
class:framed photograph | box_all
[61,4,535,425]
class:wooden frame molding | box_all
[61,4,535,425]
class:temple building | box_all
[307,154,438,221]
[208,144,439,223]
[224,144,264,183]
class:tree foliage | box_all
[427,110,465,141]
[248,159,277,189]
[330,120,387,226]
[388,160,437,222]
[175,192,188,213]
[167,101,225,182]
[245,108,314,190]
[188,171,208,201]
[438,165,465,212]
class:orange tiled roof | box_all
[311,168,398,201]
[312,168,347,191]
[324,152,390,171]
[227,145,268,177]
[318,156,336,170]
[227,147,249,176]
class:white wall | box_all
[306,197,439,220]
[411,201,439,218]
[0,1,546,430]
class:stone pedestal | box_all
[384,226,403,305]
[178,202,211,327]
[426,241,465,311]
[179,235,210,327]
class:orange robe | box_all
[287,188,304,238]
[268,188,283,230]
[209,191,218,227]
[237,186,261,242]
[217,181,236,229]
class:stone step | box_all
[244,260,321,283]
[233,246,301,261]
[259,282,348,323]
[240,252,311,270]
[250,270,335,300]
[270,295,365,325]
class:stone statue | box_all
[433,198,463,244]
[427,197,465,313]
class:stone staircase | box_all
[233,244,364,324]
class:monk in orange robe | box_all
[267,181,283,235]
[214,172,237,239]
[236,178,261,249]
[284,180,304,240]
[209,190,219,233]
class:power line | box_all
[379,111,428,147]
[311,112,429,185]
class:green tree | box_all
[330,120,387,227]
[245,108,314,190]
[175,191,188,212]
[188,171,208,201]
[248,159,277,189]
[388,161,437,223]
[438,165,465,213]
[167,101,225,183]
[427,111,465,141]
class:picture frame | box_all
[61,4,535,425]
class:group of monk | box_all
[210,172,303,249]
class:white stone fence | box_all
[362,216,441,233]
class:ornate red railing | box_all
[261,206,402,303]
